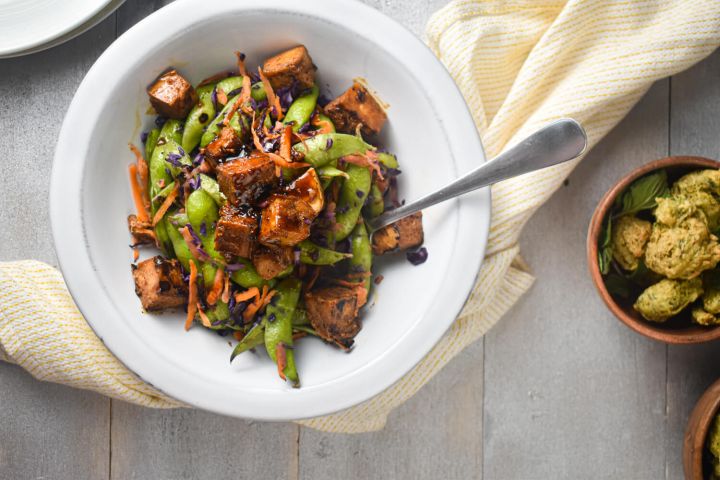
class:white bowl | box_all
[50,0,490,420]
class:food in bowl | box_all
[126,46,426,387]
[707,412,720,479]
[597,167,720,326]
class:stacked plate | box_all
[0,0,125,59]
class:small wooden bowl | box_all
[684,378,720,479]
[587,156,720,344]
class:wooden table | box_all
[1,1,718,478]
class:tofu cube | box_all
[304,287,362,349]
[147,69,198,119]
[205,127,244,166]
[127,214,156,246]
[258,194,315,247]
[371,212,424,255]
[132,256,188,311]
[262,45,316,90]
[252,244,294,280]
[324,82,387,137]
[215,204,258,259]
[216,153,277,206]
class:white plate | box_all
[50,0,490,421]
[0,0,115,57]
[0,0,125,59]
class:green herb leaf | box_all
[617,170,669,217]
[598,216,613,275]
[605,273,633,299]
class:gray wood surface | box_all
[0,1,718,479]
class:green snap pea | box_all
[154,216,173,257]
[199,174,226,206]
[284,85,319,132]
[230,259,273,289]
[159,118,184,145]
[349,222,372,291]
[251,81,266,101]
[316,112,336,133]
[293,325,319,337]
[264,278,301,387]
[168,212,189,226]
[148,139,191,199]
[334,164,372,240]
[376,152,398,169]
[205,300,230,325]
[216,76,244,96]
[166,221,194,272]
[144,128,160,161]
[298,240,352,265]
[186,189,219,231]
[200,94,249,147]
[316,165,349,180]
[363,183,384,218]
[230,322,266,361]
[181,84,216,153]
[292,133,373,167]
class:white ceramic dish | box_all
[50,0,490,420]
[0,0,126,59]
[0,0,116,58]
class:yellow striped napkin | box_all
[2,0,720,433]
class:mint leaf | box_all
[617,170,669,217]
[598,216,613,275]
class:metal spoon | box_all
[367,118,588,232]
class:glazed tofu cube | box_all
[371,212,424,255]
[258,194,315,247]
[304,287,362,349]
[252,244,294,280]
[324,82,387,137]
[205,127,244,166]
[216,153,277,206]
[262,45,316,90]
[147,69,198,119]
[127,214,156,246]
[132,256,188,311]
[285,168,324,215]
[215,204,258,259]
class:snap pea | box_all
[181,84,216,153]
[168,212,189,226]
[292,133,373,167]
[264,278,301,386]
[186,189,219,231]
[251,81,266,101]
[349,222,372,291]
[376,152,399,169]
[230,322,265,361]
[334,164,372,240]
[199,173,226,206]
[230,259,273,289]
[159,118,184,145]
[205,300,230,324]
[363,183,384,218]
[293,325,319,337]
[316,112,336,133]
[316,165,349,180]
[216,76,244,96]
[284,85,319,132]
[144,128,160,161]
[298,240,352,265]
[154,216,173,256]
[200,94,249,147]
[148,139,191,199]
[166,221,194,272]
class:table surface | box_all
[1,1,719,478]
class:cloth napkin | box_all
[2,0,720,433]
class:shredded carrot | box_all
[216,87,228,106]
[128,164,150,222]
[292,332,307,341]
[355,285,368,308]
[223,96,244,127]
[129,143,150,209]
[180,226,212,263]
[242,302,261,322]
[185,262,198,331]
[233,331,245,341]
[342,154,384,180]
[275,343,287,381]
[152,182,179,226]
[239,74,253,114]
[221,273,231,304]
[197,304,212,327]
[250,114,308,171]
[346,271,372,279]
[333,279,366,288]
[132,247,139,262]
[206,267,225,306]
[235,287,260,303]
[311,114,334,134]
[260,285,269,302]
[280,125,292,161]
[242,287,276,322]
[258,67,283,120]
[235,51,248,77]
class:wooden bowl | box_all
[587,156,720,344]
[684,378,720,479]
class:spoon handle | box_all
[367,118,588,232]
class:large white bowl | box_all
[50,0,490,420]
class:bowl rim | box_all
[49,0,491,420]
[587,155,720,344]
[684,377,720,479]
